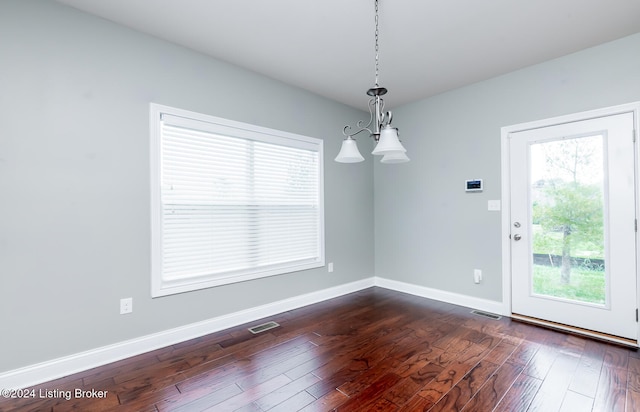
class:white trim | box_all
[149,103,325,297]
[500,102,640,328]
[501,102,640,135]
[0,278,374,390]
[152,104,322,147]
[374,277,504,315]
[500,125,513,317]
[0,276,507,390]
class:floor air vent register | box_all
[248,321,280,334]
[470,310,502,320]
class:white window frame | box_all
[150,103,325,297]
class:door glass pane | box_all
[530,134,606,305]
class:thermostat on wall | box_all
[465,179,483,192]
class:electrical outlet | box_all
[328,262,334,273]
[120,297,133,314]
[474,269,482,284]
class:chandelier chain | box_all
[374,0,379,87]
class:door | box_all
[509,111,637,340]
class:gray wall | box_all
[3,0,639,375]
[0,0,374,372]
[375,33,640,302]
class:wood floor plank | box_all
[336,331,446,398]
[526,352,581,411]
[493,371,543,412]
[304,366,360,400]
[331,372,402,412]
[568,350,605,397]
[405,319,457,345]
[428,360,500,412]
[582,338,609,361]
[252,373,320,411]
[155,333,227,363]
[431,326,476,353]
[80,350,166,387]
[627,370,640,412]
[396,393,435,412]
[593,364,628,412]
[381,362,443,407]
[460,360,523,411]
[282,340,348,380]
[201,374,291,411]
[310,326,413,381]
[360,397,399,412]
[176,334,316,393]
[266,390,317,412]
[393,347,445,378]
[506,340,540,367]
[450,338,501,366]
[629,356,640,375]
[522,344,558,380]
[235,342,320,390]
[461,315,509,336]
[297,389,348,412]
[605,345,631,370]
[115,370,184,405]
[559,390,594,412]
[380,375,428,408]
[112,358,192,385]
[155,382,240,411]
[481,339,518,366]
[563,334,588,353]
[416,360,476,405]
[3,287,640,412]
[161,383,242,412]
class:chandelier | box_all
[335,0,409,164]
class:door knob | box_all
[513,234,522,241]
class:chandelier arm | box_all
[342,97,376,138]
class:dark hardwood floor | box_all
[2,287,640,411]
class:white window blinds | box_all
[151,105,324,297]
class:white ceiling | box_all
[56,0,640,111]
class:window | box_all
[150,104,324,297]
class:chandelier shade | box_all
[381,151,410,164]
[335,136,365,163]
[371,126,406,156]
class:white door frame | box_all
[500,102,640,338]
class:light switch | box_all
[488,200,501,211]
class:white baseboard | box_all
[0,276,504,390]
[0,277,375,390]
[374,277,504,315]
